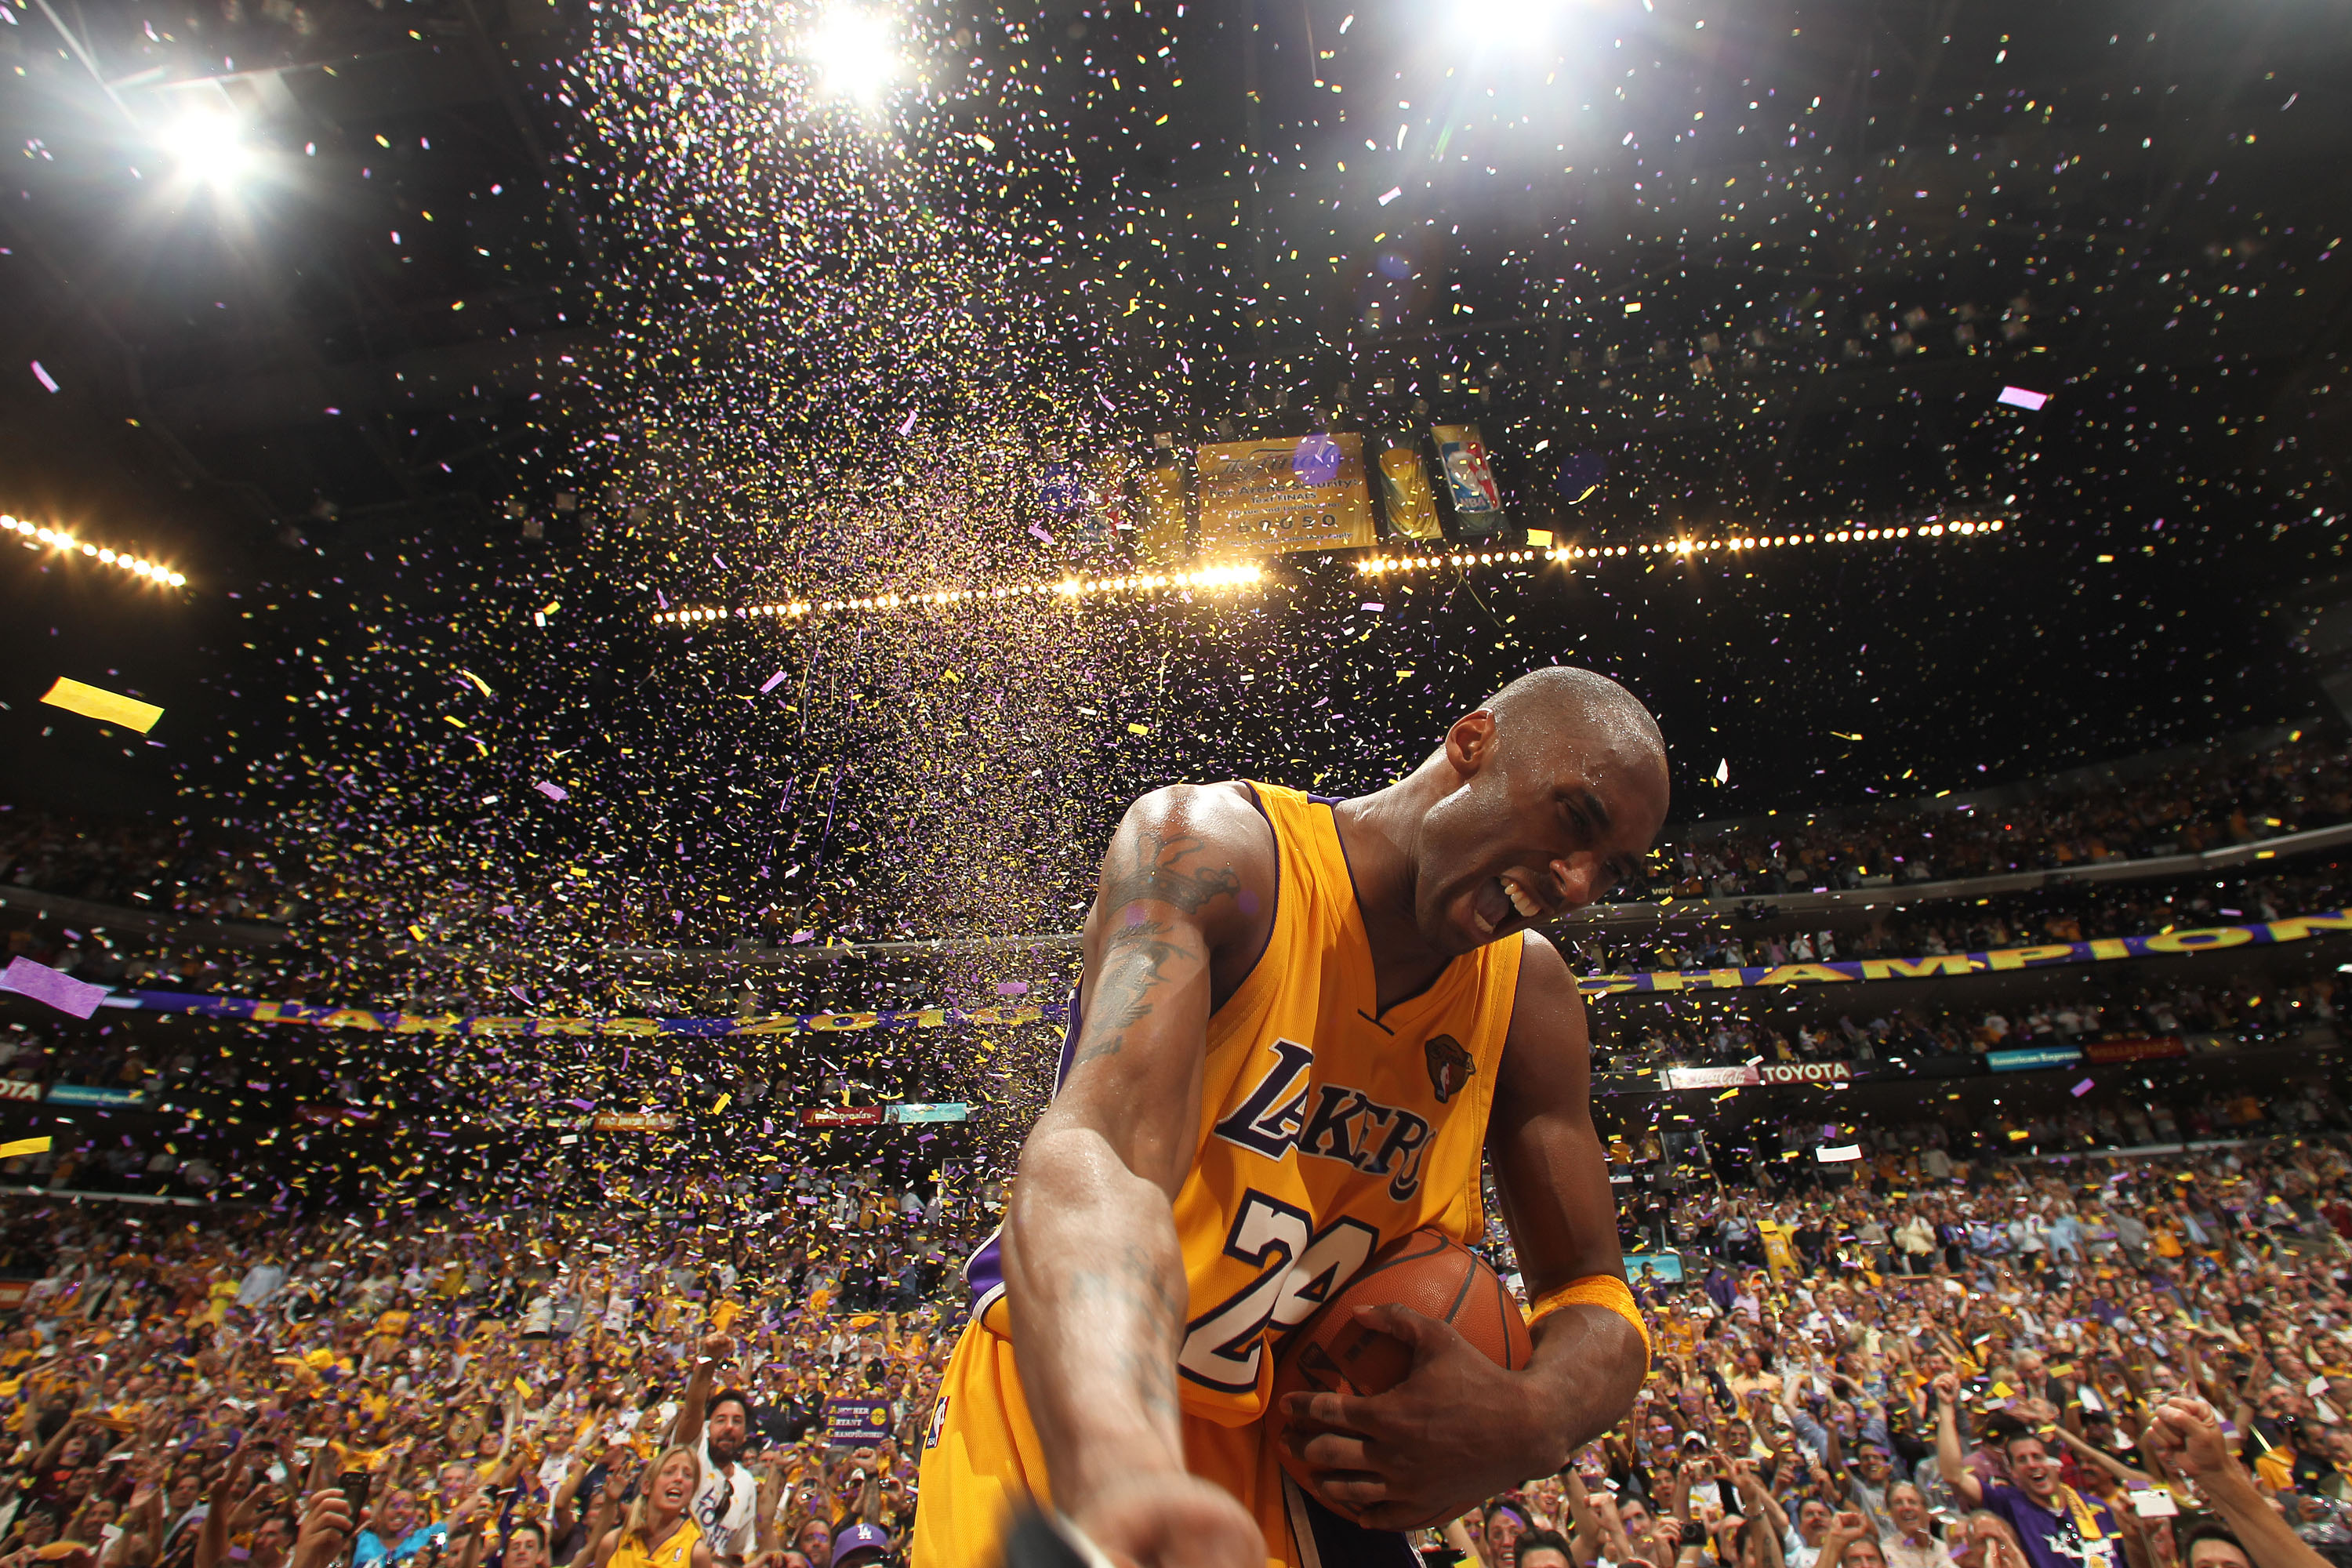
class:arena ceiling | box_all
[0,0,2348,841]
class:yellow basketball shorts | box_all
[913,1321,1413,1568]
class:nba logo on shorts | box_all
[924,1396,949,1450]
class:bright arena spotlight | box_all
[165,107,255,190]
[801,5,903,107]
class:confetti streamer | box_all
[40,677,162,734]
[0,957,109,1019]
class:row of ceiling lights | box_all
[3,517,187,586]
[1356,519,2009,573]
[652,564,1266,625]
[651,520,2013,625]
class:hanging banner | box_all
[888,1103,970,1123]
[1568,908,2352,997]
[592,1113,678,1133]
[108,990,1059,1040]
[1192,434,1377,555]
[89,908,2352,1040]
[1431,423,1506,530]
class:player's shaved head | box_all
[1483,666,1668,781]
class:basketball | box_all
[1270,1229,1532,1482]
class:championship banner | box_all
[107,989,1061,1039]
[89,907,2352,1040]
[1192,433,1377,555]
[591,1112,678,1133]
[1568,908,2352,996]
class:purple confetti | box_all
[535,781,568,801]
[1997,386,2050,411]
[1028,521,1056,545]
[994,981,1029,996]
[0,956,107,1019]
[565,1099,596,1112]
[29,361,58,394]
[2071,1077,2095,1098]
[760,670,788,694]
[898,408,918,436]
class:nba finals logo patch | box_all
[1425,1034,1474,1104]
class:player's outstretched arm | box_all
[1003,785,1271,1568]
[1280,933,1646,1530]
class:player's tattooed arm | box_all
[1062,1242,1187,1428]
[1066,795,1257,1073]
[1097,826,1243,918]
[1069,916,1190,1071]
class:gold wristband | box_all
[1528,1275,1652,1374]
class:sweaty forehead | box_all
[1508,720,1668,831]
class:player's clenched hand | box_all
[1072,1472,1265,1568]
[1278,1303,1563,1531]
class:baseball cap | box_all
[830,1524,891,1567]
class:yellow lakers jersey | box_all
[967,781,1525,1428]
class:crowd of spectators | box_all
[0,1113,2347,1568]
[0,1196,989,1568]
[1652,738,2352,900]
[5,734,2350,959]
[0,811,295,929]
[1595,1083,2344,1206]
[5,1130,2348,1568]
[1595,971,2350,1072]
[1454,1135,2352,1568]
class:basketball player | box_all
[914,668,1669,1568]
